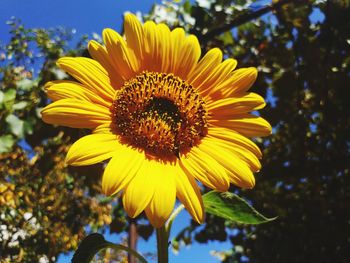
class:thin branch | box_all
[196,0,305,42]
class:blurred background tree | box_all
[0,0,349,262]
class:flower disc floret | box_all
[113,71,208,159]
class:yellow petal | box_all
[220,67,258,97]
[200,58,238,96]
[124,13,145,65]
[169,28,186,74]
[102,146,144,196]
[45,80,111,107]
[103,28,139,79]
[65,134,119,166]
[93,122,114,134]
[175,165,204,223]
[122,160,157,218]
[143,21,159,71]
[198,137,255,188]
[206,133,261,172]
[145,162,176,228]
[188,48,222,87]
[180,147,229,191]
[210,114,272,137]
[41,98,111,129]
[207,126,262,158]
[88,40,124,88]
[208,92,266,117]
[57,57,115,101]
[176,35,201,79]
[157,23,171,73]
[143,21,156,53]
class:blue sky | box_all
[1,0,158,42]
[1,0,230,262]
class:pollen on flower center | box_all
[112,71,208,159]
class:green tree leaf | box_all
[16,79,35,91]
[12,101,28,110]
[3,89,16,110]
[203,191,276,224]
[5,114,25,138]
[4,89,16,101]
[220,31,234,46]
[0,135,15,153]
[0,91,4,105]
[72,233,147,263]
[183,0,192,13]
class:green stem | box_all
[165,204,184,233]
[156,226,168,263]
[155,205,185,263]
[128,219,138,263]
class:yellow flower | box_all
[41,13,271,228]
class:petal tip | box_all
[87,40,99,50]
[249,67,258,78]
[147,214,167,228]
[40,107,51,124]
[194,210,205,224]
[123,197,142,219]
[56,57,70,66]
[124,12,137,21]
[102,28,117,41]
[64,150,74,166]
[244,174,256,189]
[101,183,115,197]
[266,122,273,135]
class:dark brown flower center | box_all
[112,71,208,159]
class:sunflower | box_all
[41,13,271,228]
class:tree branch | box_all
[196,0,305,42]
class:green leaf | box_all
[6,114,25,138]
[183,0,192,13]
[4,89,16,101]
[16,79,35,91]
[3,89,16,110]
[0,135,15,153]
[23,120,33,135]
[12,101,28,110]
[220,31,234,46]
[203,191,276,224]
[72,233,147,263]
[0,91,4,103]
